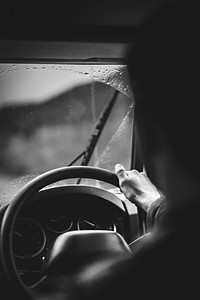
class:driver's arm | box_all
[115,164,168,230]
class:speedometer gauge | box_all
[13,218,46,259]
[78,208,116,231]
[46,208,73,233]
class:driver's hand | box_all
[115,164,161,212]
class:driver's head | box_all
[127,0,200,196]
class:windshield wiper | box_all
[67,89,119,182]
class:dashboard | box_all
[0,185,134,286]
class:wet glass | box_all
[0,63,134,204]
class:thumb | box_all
[115,164,127,180]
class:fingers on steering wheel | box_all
[115,164,130,189]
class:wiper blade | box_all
[67,89,119,181]
[80,89,119,167]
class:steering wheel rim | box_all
[0,166,119,298]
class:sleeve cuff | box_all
[147,196,168,230]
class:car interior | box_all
[0,0,172,298]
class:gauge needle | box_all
[14,231,22,237]
[83,220,96,227]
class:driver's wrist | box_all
[135,196,160,213]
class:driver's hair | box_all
[127,0,200,181]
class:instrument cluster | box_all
[11,189,127,285]
[14,205,116,259]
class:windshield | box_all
[0,63,134,205]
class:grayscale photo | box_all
[0,1,199,299]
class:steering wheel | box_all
[0,166,129,299]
